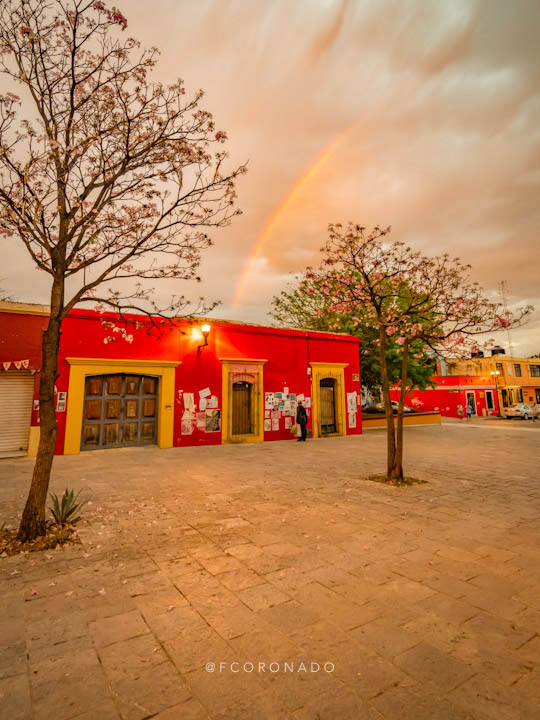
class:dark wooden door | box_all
[81,374,157,450]
[320,378,337,435]
[232,381,252,435]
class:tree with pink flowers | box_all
[0,0,246,540]
[304,223,531,484]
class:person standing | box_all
[457,403,464,421]
[296,400,308,442]
[466,402,473,421]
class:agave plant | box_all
[49,489,87,526]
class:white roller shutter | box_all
[0,372,34,453]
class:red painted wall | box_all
[390,376,500,418]
[1,307,362,453]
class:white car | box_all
[503,403,538,420]
[376,400,413,413]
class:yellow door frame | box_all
[64,358,180,455]
[220,358,266,443]
[310,362,348,439]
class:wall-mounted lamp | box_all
[198,324,211,355]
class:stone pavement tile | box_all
[198,555,246,575]
[259,601,321,634]
[156,556,205,579]
[26,603,89,652]
[333,644,413,699]
[474,545,517,564]
[237,582,290,611]
[292,583,368,631]
[230,627,301,663]
[517,635,540,664]
[461,586,527,621]
[152,697,210,720]
[259,657,343,712]
[124,570,177,597]
[393,642,474,692]
[515,607,540,634]
[306,566,357,588]
[401,613,469,655]
[461,612,535,651]
[165,626,236,673]
[436,545,482,564]
[451,641,534,687]
[97,633,168,681]
[28,634,93,665]
[0,673,32,720]
[30,649,111,720]
[22,572,75,599]
[449,673,540,720]
[199,603,266,640]
[140,601,207,643]
[372,685,470,720]
[468,573,522,597]
[89,609,150,648]
[111,662,191,720]
[226,544,288,575]
[186,664,266,715]
[189,542,226,560]
[513,585,540,611]
[0,641,26,680]
[219,567,266,592]
[214,688,294,720]
[134,587,190,614]
[293,687,382,720]
[375,576,437,605]
[417,592,479,625]
[514,668,540,705]
[78,587,137,621]
[350,617,420,659]
[287,620,351,657]
[64,696,121,720]
[423,573,476,599]
[264,567,312,593]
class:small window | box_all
[530,364,540,377]
[514,364,522,377]
[496,362,503,373]
[516,388,523,403]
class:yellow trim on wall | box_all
[27,426,40,457]
[221,360,264,444]
[310,362,348,439]
[64,358,180,455]
[0,301,50,316]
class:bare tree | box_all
[0,0,246,540]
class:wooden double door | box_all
[81,374,157,450]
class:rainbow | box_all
[232,125,354,307]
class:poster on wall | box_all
[196,412,206,430]
[199,397,207,411]
[265,392,274,410]
[305,397,311,408]
[264,419,271,432]
[181,415,195,435]
[347,392,357,413]
[199,387,211,398]
[182,393,195,412]
[348,412,356,428]
[284,417,292,429]
[272,418,279,431]
[208,395,218,408]
[271,409,280,420]
[205,409,221,432]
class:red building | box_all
[390,375,500,418]
[0,302,362,457]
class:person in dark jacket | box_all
[296,400,308,442]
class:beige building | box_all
[446,353,540,408]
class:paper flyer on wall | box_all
[347,392,357,413]
[205,409,221,432]
[199,387,211,399]
[348,412,356,428]
[182,392,195,412]
[196,412,206,430]
[199,397,207,411]
[297,393,305,402]
[208,395,218,409]
[284,417,292,429]
[305,397,311,408]
[272,418,279,431]
[265,392,274,410]
[264,419,271,432]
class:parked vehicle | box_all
[503,403,538,420]
[375,400,413,413]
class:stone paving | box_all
[1,422,540,720]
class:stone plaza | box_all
[1,421,540,719]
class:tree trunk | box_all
[18,279,64,542]
[378,327,395,478]
[390,343,409,484]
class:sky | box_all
[4,0,540,355]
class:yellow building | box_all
[446,354,540,408]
